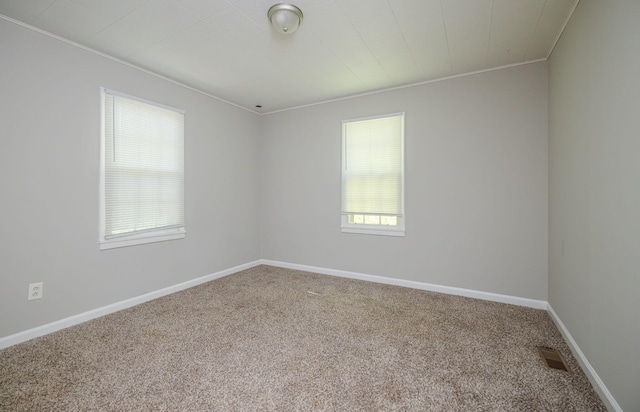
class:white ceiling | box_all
[0,0,578,114]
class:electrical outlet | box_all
[28,282,43,300]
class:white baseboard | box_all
[1,259,545,350]
[259,259,548,309]
[0,259,620,412]
[547,304,622,412]
[264,260,620,409]
[0,260,262,350]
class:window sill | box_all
[341,226,405,237]
[99,230,185,250]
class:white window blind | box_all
[100,89,185,249]
[342,113,404,217]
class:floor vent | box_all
[537,346,571,373]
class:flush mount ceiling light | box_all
[268,3,303,35]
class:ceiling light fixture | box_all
[268,3,303,35]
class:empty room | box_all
[0,0,638,410]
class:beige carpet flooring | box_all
[1,265,606,411]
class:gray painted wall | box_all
[0,19,261,338]
[3,6,631,409]
[548,0,640,410]
[260,62,548,301]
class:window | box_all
[99,88,185,250]
[341,112,405,236]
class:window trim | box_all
[340,112,405,237]
[99,228,186,250]
[341,215,406,237]
[99,88,186,250]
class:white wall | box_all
[260,62,548,300]
[1,15,549,350]
[548,1,640,410]
[7,9,631,408]
[0,18,261,338]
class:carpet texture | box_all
[1,265,606,411]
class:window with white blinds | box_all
[341,112,405,236]
[99,88,185,250]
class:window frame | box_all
[99,88,186,250]
[341,112,405,237]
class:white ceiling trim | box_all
[0,14,257,115]
[546,0,581,59]
[0,0,580,113]
[2,11,555,117]
[261,58,547,115]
